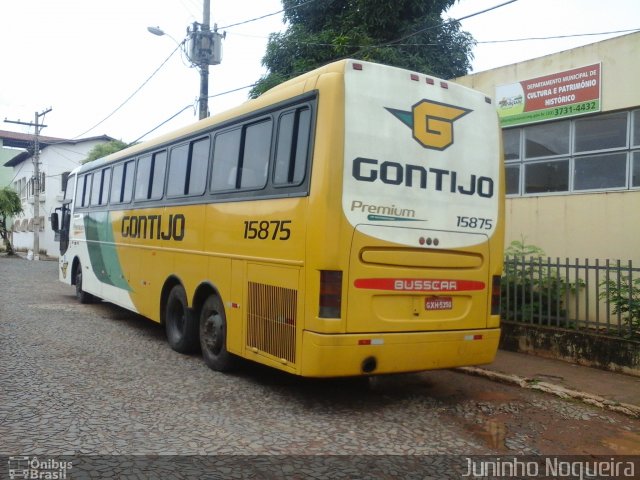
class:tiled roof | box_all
[0,129,68,149]
[1,131,115,167]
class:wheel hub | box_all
[203,312,223,354]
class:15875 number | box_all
[456,216,493,230]
[243,220,292,240]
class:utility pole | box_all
[149,1,223,120]
[199,0,210,120]
[4,107,52,261]
[187,0,223,120]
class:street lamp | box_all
[147,26,181,47]
[147,26,164,36]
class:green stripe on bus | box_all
[84,212,132,292]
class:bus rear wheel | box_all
[200,295,237,372]
[75,261,94,304]
[165,285,199,354]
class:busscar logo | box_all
[386,100,471,150]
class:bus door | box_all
[51,200,72,256]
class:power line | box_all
[383,0,520,48]
[129,105,196,145]
[131,83,257,144]
[3,137,100,188]
[292,27,640,49]
[219,0,322,29]
[260,0,521,62]
[178,0,199,21]
[476,28,640,44]
[206,83,256,99]
[69,41,185,140]
[5,161,29,188]
[230,24,640,45]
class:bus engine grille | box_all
[247,282,297,364]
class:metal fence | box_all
[502,257,640,339]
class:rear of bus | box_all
[301,60,504,377]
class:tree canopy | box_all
[250,0,474,97]
[83,140,128,164]
[0,186,23,255]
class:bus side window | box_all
[79,174,92,208]
[102,168,111,205]
[240,119,271,190]
[61,172,70,197]
[110,163,124,203]
[274,106,310,186]
[90,168,111,206]
[75,174,86,208]
[135,155,152,201]
[211,129,241,192]
[150,151,167,200]
[122,160,135,203]
[188,138,210,195]
[167,144,189,196]
[90,171,102,206]
[167,138,210,197]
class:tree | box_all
[83,140,128,164]
[250,0,474,97]
[0,187,23,255]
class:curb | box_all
[455,366,640,419]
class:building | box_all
[0,135,26,187]
[456,32,639,263]
[1,131,113,257]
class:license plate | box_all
[425,296,453,311]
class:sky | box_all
[1,0,638,145]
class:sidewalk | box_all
[457,350,640,418]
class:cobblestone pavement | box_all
[1,255,638,474]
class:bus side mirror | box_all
[50,212,59,233]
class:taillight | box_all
[319,270,342,318]
[491,275,501,316]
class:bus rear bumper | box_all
[300,328,500,377]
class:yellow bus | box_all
[52,59,504,377]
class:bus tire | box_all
[165,285,199,354]
[200,295,237,372]
[75,262,94,304]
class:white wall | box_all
[12,139,106,257]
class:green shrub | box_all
[502,238,580,326]
[598,275,640,337]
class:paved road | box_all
[1,255,638,477]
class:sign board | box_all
[496,63,601,127]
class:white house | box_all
[1,130,113,257]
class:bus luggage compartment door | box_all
[347,225,491,333]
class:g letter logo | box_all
[386,100,471,151]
